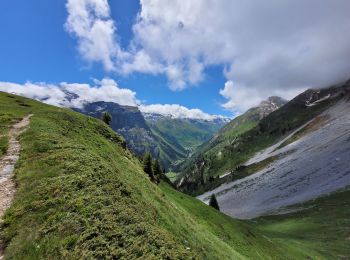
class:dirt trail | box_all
[0,115,32,257]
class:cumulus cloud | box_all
[0,80,222,120]
[220,81,304,112]
[65,0,350,98]
[0,79,138,108]
[65,0,126,71]
[133,0,350,89]
[139,104,224,120]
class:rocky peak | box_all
[257,96,287,119]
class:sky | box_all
[1,0,350,119]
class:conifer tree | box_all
[101,112,112,125]
[209,194,220,211]
[143,153,155,182]
[153,159,162,183]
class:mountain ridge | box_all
[75,101,227,171]
[176,96,287,180]
[197,80,350,219]
[178,81,350,195]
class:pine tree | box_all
[101,112,112,125]
[153,159,162,183]
[143,153,155,182]
[209,194,220,211]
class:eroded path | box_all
[0,115,32,217]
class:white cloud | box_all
[65,0,126,71]
[121,50,163,75]
[220,81,304,112]
[0,78,138,108]
[65,0,350,100]
[139,104,224,120]
[0,82,68,107]
[0,80,222,120]
[133,0,350,89]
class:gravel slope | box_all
[198,99,350,219]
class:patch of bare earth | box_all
[0,115,32,258]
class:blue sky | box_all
[0,0,229,117]
[1,0,349,119]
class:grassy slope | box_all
[148,118,221,152]
[150,127,188,170]
[0,92,292,259]
[148,118,224,171]
[175,108,259,178]
[160,182,350,259]
[256,189,350,259]
[165,172,178,182]
[159,183,295,259]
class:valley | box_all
[0,92,300,259]
[1,1,350,258]
[0,79,349,259]
[75,101,227,171]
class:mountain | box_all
[75,102,227,171]
[179,79,350,213]
[74,101,160,157]
[0,92,308,259]
[1,92,349,258]
[144,113,228,162]
[177,96,287,191]
[205,96,286,154]
[197,79,350,221]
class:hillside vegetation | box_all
[146,116,227,171]
[0,92,296,259]
[255,189,350,258]
[178,83,348,195]
[147,117,223,152]
[75,102,225,172]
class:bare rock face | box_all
[292,79,350,107]
[74,102,159,158]
[258,96,287,119]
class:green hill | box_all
[145,115,227,171]
[147,117,224,151]
[0,92,291,259]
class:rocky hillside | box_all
[196,79,350,222]
[177,96,287,191]
[179,80,350,195]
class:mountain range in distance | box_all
[74,101,229,171]
[1,79,350,259]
